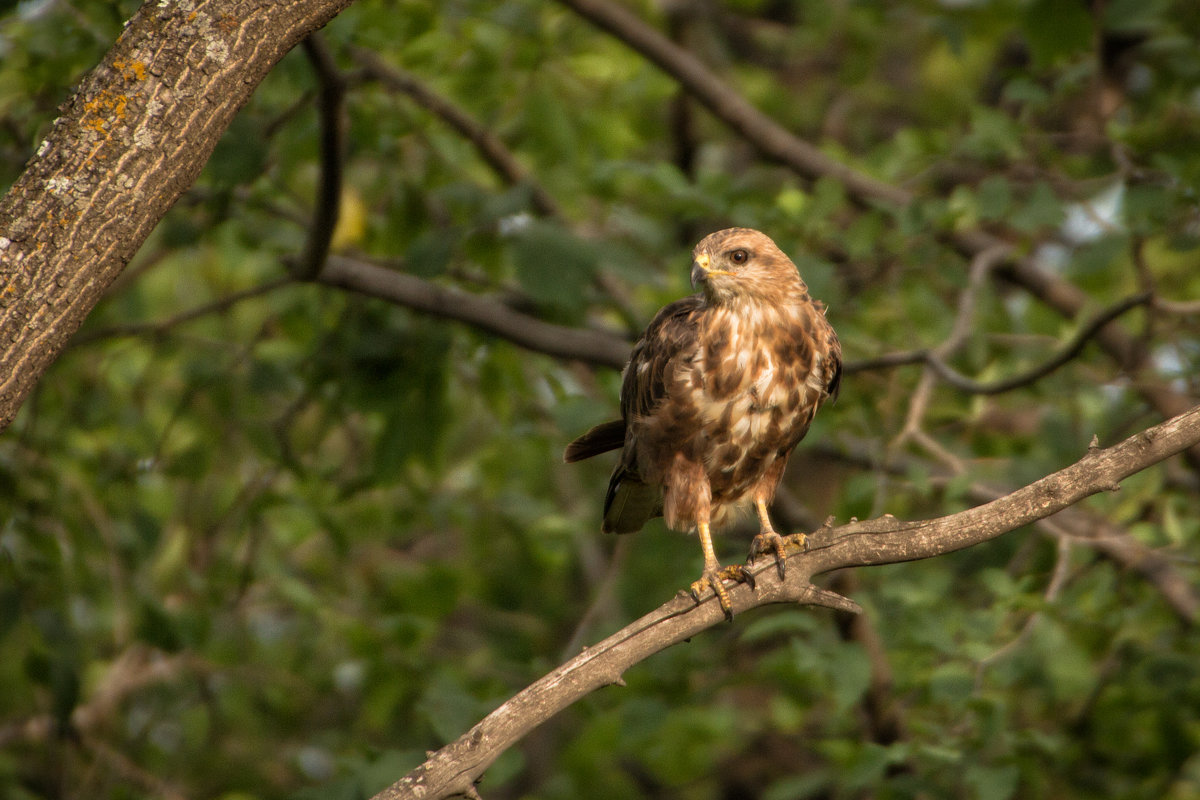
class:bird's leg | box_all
[748,496,805,580]
[667,456,752,618]
[689,521,754,621]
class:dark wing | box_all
[603,295,704,534]
[563,419,625,463]
[823,313,843,403]
[619,294,705,422]
[564,296,705,464]
[826,354,843,402]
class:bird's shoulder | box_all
[809,299,843,401]
[620,294,706,421]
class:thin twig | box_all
[348,47,643,330]
[936,245,1011,359]
[842,349,927,374]
[1152,297,1200,315]
[350,47,561,219]
[69,277,295,346]
[974,535,1074,686]
[846,291,1151,394]
[885,246,1009,478]
[924,291,1152,395]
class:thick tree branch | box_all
[807,437,1199,626]
[376,404,1200,800]
[0,0,354,433]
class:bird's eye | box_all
[730,249,749,265]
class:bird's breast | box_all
[676,306,823,494]
[694,307,818,418]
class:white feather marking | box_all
[806,354,828,395]
[754,354,775,398]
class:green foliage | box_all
[2,0,1200,799]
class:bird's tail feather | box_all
[563,419,626,463]
[602,472,660,534]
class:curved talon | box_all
[689,564,754,620]
[728,564,755,592]
[749,531,789,580]
[749,531,809,580]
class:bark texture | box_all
[0,0,354,431]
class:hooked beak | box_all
[690,253,733,289]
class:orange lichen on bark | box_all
[112,57,147,82]
[81,90,129,133]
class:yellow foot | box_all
[689,564,755,621]
[749,531,808,580]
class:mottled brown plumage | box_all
[565,228,841,617]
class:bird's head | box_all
[690,228,806,305]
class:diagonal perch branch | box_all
[375,403,1200,800]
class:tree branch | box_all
[293,32,346,279]
[844,291,1150,394]
[923,291,1152,395]
[553,0,907,207]
[316,255,629,368]
[68,277,295,346]
[0,0,355,433]
[310,248,1149,402]
[376,403,1200,800]
[349,47,562,220]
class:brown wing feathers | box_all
[562,419,625,463]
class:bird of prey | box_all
[565,228,841,618]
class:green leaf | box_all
[1010,181,1064,233]
[965,764,1020,800]
[976,176,1013,221]
[511,221,597,315]
[405,228,456,278]
[1024,0,1094,67]
[205,114,270,190]
[741,609,819,643]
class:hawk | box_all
[565,228,842,618]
